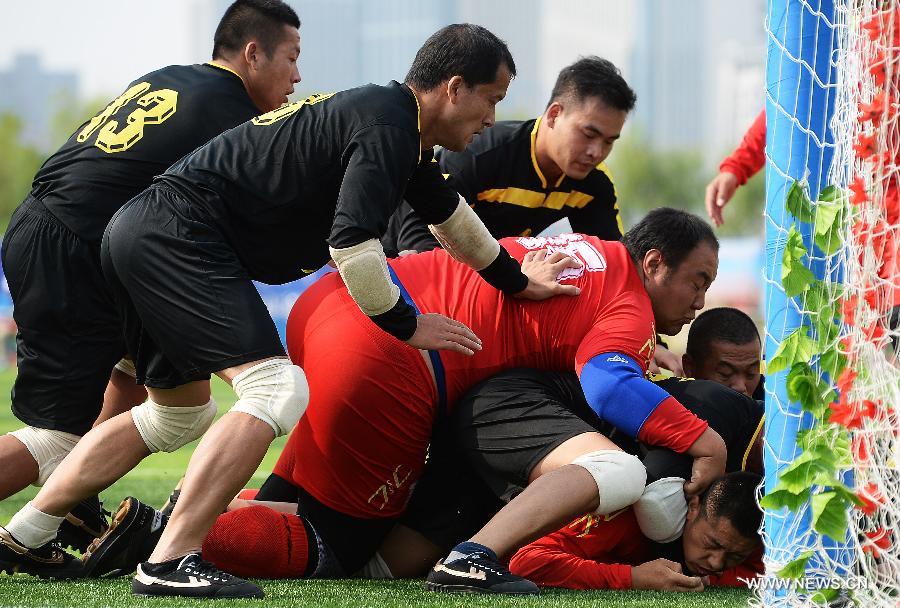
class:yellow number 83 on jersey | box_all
[77,82,178,154]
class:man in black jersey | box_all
[382,56,636,256]
[0,0,300,561]
[1,23,577,599]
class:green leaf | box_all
[831,483,865,508]
[819,348,847,379]
[786,181,815,223]
[814,199,845,256]
[782,226,816,296]
[818,184,842,204]
[760,487,811,512]
[786,362,832,418]
[776,550,814,580]
[811,588,841,604]
[811,491,850,541]
[769,327,818,374]
[776,453,832,494]
[815,313,840,347]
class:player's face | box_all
[248,25,302,112]
[441,64,512,151]
[691,339,762,398]
[681,496,759,577]
[545,97,627,180]
[643,242,718,335]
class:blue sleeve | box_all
[578,352,672,438]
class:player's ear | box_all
[545,101,563,127]
[682,353,694,378]
[447,75,465,104]
[686,494,701,522]
[642,249,664,279]
[243,41,260,69]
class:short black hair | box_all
[622,207,719,271]
[405,24,516,92]
[213,0,300,60]
[699,472,763,541]
[548,56,636,112]
[687,307,761,360]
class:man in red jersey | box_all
[84,208,725,592]
[508,472,762,591]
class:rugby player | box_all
[381,56,634,255]
[1,23,574,599]
[509,472,762,591]
[82,208,725,593]
[0,0,301,557]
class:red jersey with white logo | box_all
[389,233,657,408]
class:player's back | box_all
[32,63,258,243]
[389,233,656,406]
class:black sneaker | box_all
[425,552,539,595]
[57,495,110,553]
[132,553,263,598]
[159,478,184,518]
[82,497,167,577]
[0,526,82,579]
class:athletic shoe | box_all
[159,478,184,518]
[425,552,539,595]
[132,553,263,598]
[0,526,82,579]
[82,497,167,577]
[56,495,110,553]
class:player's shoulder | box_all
[335,81,419,131]
[574,160,617,197]
[132,63,248,99]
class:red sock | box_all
[202,505,312,578]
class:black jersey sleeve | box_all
[436,147,480,206]
[567,172,623,240]
[404,152,460,225]
[382,201,441,254]
[328,124,419,249]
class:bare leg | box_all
[378,525,443,578]
[30,381,211,518]
[148,358,284,563]
[94,368,147,427]
[0,435,39,500]
[468,431,619,559]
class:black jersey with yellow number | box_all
[31,63,259,243]
[382,116,622,255]
[156,81,459,285]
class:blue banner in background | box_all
[253,266,335,346]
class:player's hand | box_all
[405,313,483,356]
[514,249,582,300]
[704,172,740,227]
[649,345,684,377]
[631,559,705,592]
[684,427,727,497]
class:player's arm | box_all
[509,541,634,590]
[578,353,726,495]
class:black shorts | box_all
[100,185,285,388]
[452,368,641,502]
[1,195,126,435]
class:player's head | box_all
[213,0,302,112]
[622,208,719,336]
[540,57,636,180]
[681,472,762,577]
[406,24,516,152]
[684,308,762,398]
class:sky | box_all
[0,0,196,98]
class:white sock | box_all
[6,502,64,548]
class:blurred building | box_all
[0,53,78,150]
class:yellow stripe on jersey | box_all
[477,187,595,210]
[206,62,246,86]
[529,116,548,189]
[742,414,765,472]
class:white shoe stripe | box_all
[135,565,212,588]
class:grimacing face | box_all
[643,242,718,336]
[441,63,512,152]
[247,25,302,112]
[681,496,759,577]
[544,97,627,180]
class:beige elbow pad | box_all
[329,239,400,316]
[428,200,499,271]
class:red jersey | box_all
[390,233,658,409]
[719,111,766,185]
[510,509,764,590]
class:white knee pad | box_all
[131,398,217,453]
[428,200,500,270]
[8,427,81,486]
[114,357,137,378]
[632,477,688,543]
[571,450,646,515]
[231,359,309,437]
[354,552,394,579]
